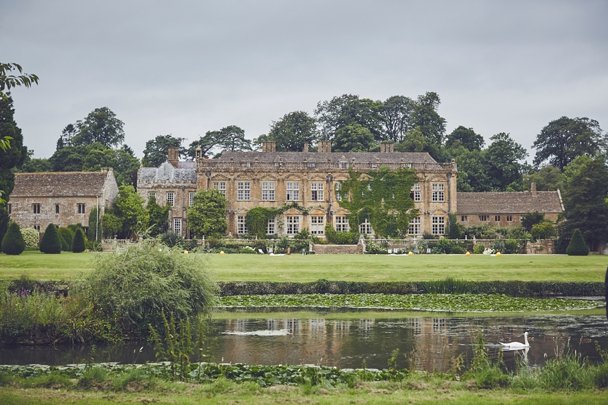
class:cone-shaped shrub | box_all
[40,224,61,254]
[566,229,589,256]
[72,228,86,253]
[1,221,26,255]
[58,227,74,251]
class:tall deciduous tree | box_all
[142,134,185,167]
[337,167,418,237]
[188,125,252,158]
[561,155,608,251]
[484,133,527,190]
[62,107,125,148]
[333,124,375,152]
[522,165,565,192]
[111,185,148,239]
[380,96,415,143]
[315,94,383,142]
[533,116,606,170]
[50,143,139,185]
[267,111,318,151]
[454,150,492,191]
[410,92,446,146]
[446,126,485,151]
[187,190,227,237]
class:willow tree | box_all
[337,167,418,237]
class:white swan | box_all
[500,332,530,350]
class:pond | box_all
[2,311,607,372]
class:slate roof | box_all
[216,151,440,165]
[138,161,197,184]
[457,191,564,214]
[11,171,111,198]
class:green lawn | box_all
[0,251,605,282]
[1,385,607,405]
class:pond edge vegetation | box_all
[2,336,608,393]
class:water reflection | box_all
[1,313,606,371]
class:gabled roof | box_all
[457,191,564,215]
[138,161,196,184]
[11,171,112,198]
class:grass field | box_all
[0,251,606,282]
[1,383,607,405]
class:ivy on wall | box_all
[337,167,418,237]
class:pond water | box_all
[2,312,607,372]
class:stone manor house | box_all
[7,143,563,238]
[136,142,564,239]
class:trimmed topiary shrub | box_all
[40,224,62,254]
[566,229,589,256]
[1,221,26,255]
[20,227,40,250]
[57,227,74,251]
[72,228,86,253]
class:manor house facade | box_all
[137,142,564,238]
[137,142,460,238]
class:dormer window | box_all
[339,161,348,169]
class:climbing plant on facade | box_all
[337,167,418,237]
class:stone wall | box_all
[525,239,555,254]
[312,244,363,254]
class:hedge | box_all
[7,279,604,298]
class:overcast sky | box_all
[2,0,607,160]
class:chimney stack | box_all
[303,143,309,152]
[318,140,332,153]
[380,142,394,153]
[530,182,537,195]
[262,141,276,152]
[167,147,179,167]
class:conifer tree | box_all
[40,223,61,254]
[72,228,86,253]
[1,221,25,255]
[566,229,589,256]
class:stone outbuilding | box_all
[456,184,564,227]
[8,169,118,233]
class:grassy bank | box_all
[2,358,608,404]
[2,384,607,404]
[0,251,606,282]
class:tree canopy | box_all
[533,116,606,170]
[380,95,415,143]
[142,134,185,167]
[187,190,227,237]
[188,125,252,158]
[107,185,148,239]
[267,111,318,151]
[561,156,608,251]
[445,126,485,151]
[57,107,125,148]
[484,133,527,190]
